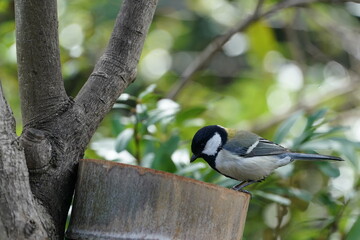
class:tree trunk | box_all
[0,0,158,239]
[0,82,53,239]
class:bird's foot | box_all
[231,180,260,197]
[232,187,252,196]
[231,185,252,197]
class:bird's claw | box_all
[231,186,252,197]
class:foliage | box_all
[2,0,360,239]
[90,85,360,240]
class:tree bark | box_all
[15,0,68,125]
[1,0,158,239]
[0,82,55,239]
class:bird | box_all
[190,125,344,192]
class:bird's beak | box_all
[190,154,198,162]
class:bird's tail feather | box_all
[288,153,344,161]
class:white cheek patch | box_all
[202,132,222,156]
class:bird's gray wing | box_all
[223,137,289,157]
[246,138,290,157]
[222,140,249,156]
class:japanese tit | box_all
[190,125,343,191]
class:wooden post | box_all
[66,159,250,239]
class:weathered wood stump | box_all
[66,159,250,239]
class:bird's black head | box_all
[190,125,228,163]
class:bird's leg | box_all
[232,180,258,190]
[232,181,248,190]
[232,180,261,195]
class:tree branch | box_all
[166,0,359,99]
[0,81,55,239]
[0,83,16,139]
[75,0,158,143]
[166,0,264,100]
[15,0,68,126]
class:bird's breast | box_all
[215,149,287,181]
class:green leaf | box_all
[287,188,312,202]
[176,106,207,124]
[327,137,360,147]
[110,112,125,135]
[203,168,224,183]
[346,215,360,240]
[306,108,328,129]
[215,177,238,188]
[341,143,358,169]
[312,126,349,139]
[146,99,180,126]
[246,21,279,61]
[292,109,329,148]
[140,152,155,168]
[138,84,156,99]
[147,109,176,126]
[274,111,303,144]
[176,162,206,176]
[254,190,291,206]
[316,162,340,178]
[113,103,132,110]
[151,135,179,172]
[114,128,134,152]
[300,136,358,168]
[117,93,137,101]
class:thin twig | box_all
[254,0,266,17]
[166,0,265,99]
[134,107,142,165]
[274,204,288,238]
[167,0,357,99]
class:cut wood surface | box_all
[66,159,250,240]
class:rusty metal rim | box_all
[80,159,249,196]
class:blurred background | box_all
[1,0,360,239]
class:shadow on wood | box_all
[66,159,250,240]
